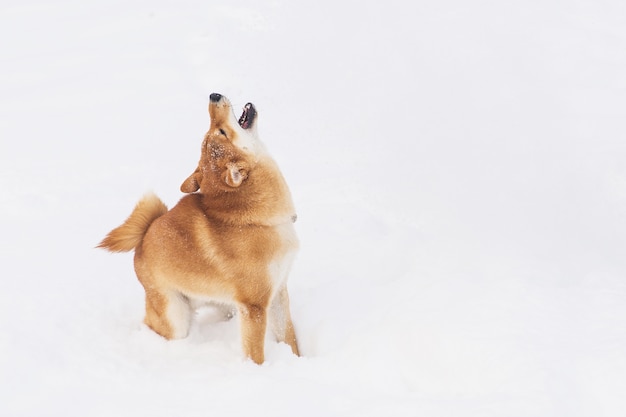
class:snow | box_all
[1,0,626,416]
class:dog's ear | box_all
[180,167,201,193]
[224,163,247,188]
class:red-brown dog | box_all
[98,93,299,364]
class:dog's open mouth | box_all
[238,103,257,130]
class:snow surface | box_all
[1,0,626,416]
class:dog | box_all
[98,93,299,364]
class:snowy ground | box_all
[1,0,626,416]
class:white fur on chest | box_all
[268,222,299,291]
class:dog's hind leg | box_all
[143,288,192,340]
[269,286,299,356]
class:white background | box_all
[1,1,625,416]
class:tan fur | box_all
[97,193,168,252]
[99,95,299,364]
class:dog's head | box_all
[181,93,297,225]
[181,93,263,193]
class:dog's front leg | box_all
[238,303,267,364]
[269,286,299,357]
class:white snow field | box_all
[1,0,626,416]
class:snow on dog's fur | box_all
[98,94,299,364]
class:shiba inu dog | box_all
[98,93,299,364]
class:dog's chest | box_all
[267,222,299,289]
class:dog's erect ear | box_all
[180,167,201,193]
[224,163,247,188]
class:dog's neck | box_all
[198,158,296,227]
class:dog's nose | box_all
[209,93,223,103]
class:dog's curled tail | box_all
[97,192,168,253]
